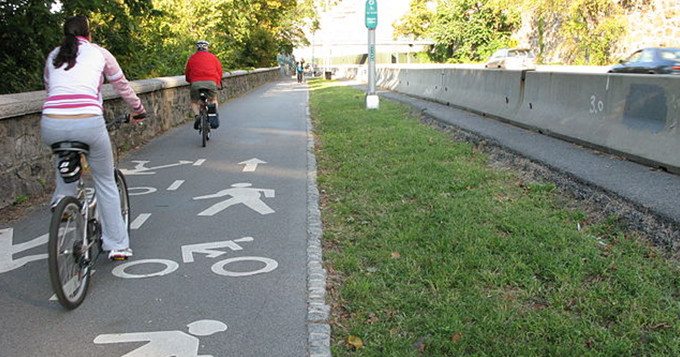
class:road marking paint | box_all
[112,259,179,279]
[167,180,185,191]
[0,229,48,274]
[181,238,253,263]
[49,270,95,301]
[238,158,267,172]
[211,256,278,277]
[128,187,157,196]
[193,159,206,166]
[130,213,151,230]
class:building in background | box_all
[295,0,432,66]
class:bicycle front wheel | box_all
[115,168,130,234]
[48,196,90,309]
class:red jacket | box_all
[185,50,223,85]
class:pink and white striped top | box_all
[42,37,144,116]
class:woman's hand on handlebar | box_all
[131,109,147,125]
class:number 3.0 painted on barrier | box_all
[590,95,604,114]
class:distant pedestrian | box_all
[296,61,304,83]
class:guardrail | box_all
[0,67,282,209]
[331,64,680,174]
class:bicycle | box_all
[197,90,216,147]
[47,113,144,309]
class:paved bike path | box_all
[0,79,324,356]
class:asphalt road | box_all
[0,79,316,356]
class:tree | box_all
[0,0,61,94]
[0,0,319,93]
[427,0,518,62]
[393,0,434,41]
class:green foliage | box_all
[427,0,519,63]
[0,0,61,94]
[560,0,626,65]
[392,0,433,41]
[0,0,317,94]
[396,0,634,65]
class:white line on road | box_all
[193,159,206,166]
[167,180,185,191]
[131,214,152,230]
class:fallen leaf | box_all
[391,252,401,259]
[649,322,671,330]
[366,312,379,324]
[451,333,462,343]
[347,335,363,349]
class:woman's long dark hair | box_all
[53,16,90,71]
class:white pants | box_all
[41,116,129,251]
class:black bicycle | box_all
[48,113,143,309]
[198,90,211,147]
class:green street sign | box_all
[365,0,377,30]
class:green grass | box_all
[309,79,680,356]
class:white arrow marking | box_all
[181,238,253,263]
[0,228,48,274]
[167,180,184,191]
[130,213,151,230]
[193,159,207,166]
[238,158,267,172]
[120,160,194,175]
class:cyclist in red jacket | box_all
[185,40,223,129]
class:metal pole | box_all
[365,0,379,109]
[368,29,376,95]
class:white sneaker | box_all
[108,248,133,261]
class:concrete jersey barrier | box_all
[515,71,680,170]
[332,64,680,174]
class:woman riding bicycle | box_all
[41,15,146,261]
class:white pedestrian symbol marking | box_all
[93,319,227,357]
[193,183,275,216]
[0,228,48,274]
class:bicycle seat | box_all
[199,89,211,100]
[51,141,90,154]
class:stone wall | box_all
[0,68,282,210]
[619,0,680,55]
[515,0,680,64]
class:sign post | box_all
[365,0,379,109]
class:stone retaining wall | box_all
[0,67,282,209]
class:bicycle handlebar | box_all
[107,113,147,130]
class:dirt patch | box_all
[0,192,51,225]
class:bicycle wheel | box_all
[201,109,209,147]
[48,196,90,309]
[114,168,130,234]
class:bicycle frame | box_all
[48,114,136,309]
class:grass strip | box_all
[309,79,680,356]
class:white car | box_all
[485,48,536,70]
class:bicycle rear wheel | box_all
[201,109,209,147]
[114,168,130,234]
[48,196,90,309]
